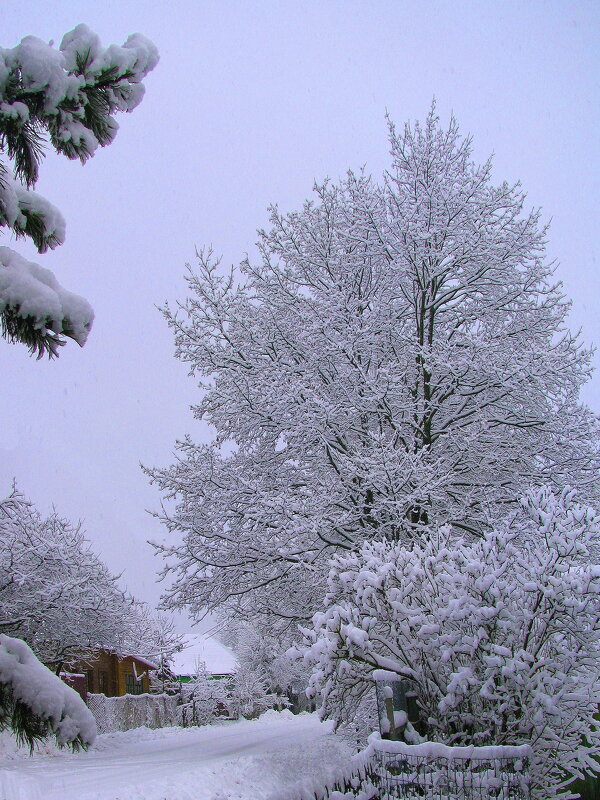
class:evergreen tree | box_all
[0,24,158,356]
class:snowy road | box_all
[0,712,352,800]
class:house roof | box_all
[125,654,159,670]
[171,633,237,677]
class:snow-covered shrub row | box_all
[302,487,600,799]
[0,634,96,750]
[176,660,288,727]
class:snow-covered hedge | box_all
[0,634,96,750]
[302,487,600,799]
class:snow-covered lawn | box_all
[0,711,353,800]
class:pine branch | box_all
[0,306,65,359]
[0,680,87,753]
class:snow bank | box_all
[0,247,94,345]
[0,730,63,761]
[0,635,96,748]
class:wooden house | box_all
[65,650,158,697]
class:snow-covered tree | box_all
[0,634,96,751]
[301,486,600,800]
[228,665,287,720]
[0,488,168,670]
[149,656,180,696]
[0,24,158,356]
[220,617,308,697]
[125,603,183,675]
[178,659,228,726]
[149,109,599,630]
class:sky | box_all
[1,1,598,621]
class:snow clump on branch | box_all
[0,247,93,348]
[0,634,96,750]
[0,23,158,356]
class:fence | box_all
[275,735,532,800]
[371,739,531,800]
[87,692,179,734]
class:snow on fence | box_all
[86,693,178,734]
[370,738,532,800]
[273,735,531,800]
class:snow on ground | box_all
[0,710,352,800]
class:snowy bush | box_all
[302,487,600,799]
[228,666,289,720]
[178,661,229,726]
[0,634,96,750]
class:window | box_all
[86,670,94,693]
[125,673,143,695]
[98,671,108,695]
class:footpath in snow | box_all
[0,710,353,800]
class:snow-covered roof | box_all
[126,654,159,670]
[171,634,237,677]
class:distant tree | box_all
[301,487,600,800]
[178,659,228,726]
[149,656,180,696]
[127,603,183,681]
[228,665,287,720]
[0,488,178,671]
[0,24,158,356]
[149,109,599,630]
[219,617,307,697]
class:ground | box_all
[0,711,352,800]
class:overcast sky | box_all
[1,1,598,620]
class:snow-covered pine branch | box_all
[0,24,158,356]
[0,634,96,751]
[148,109,599,630]
[301,486,600,800]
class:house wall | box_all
[68,651,152,697]
[117,656,151,696]
[73,650,119,697]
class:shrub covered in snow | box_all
[302,487,600,799]
[177,661,229,726]
[228,666,289,721]
[0,634,96,750]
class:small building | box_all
[66,650,158,697]
[171,633,237,682]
